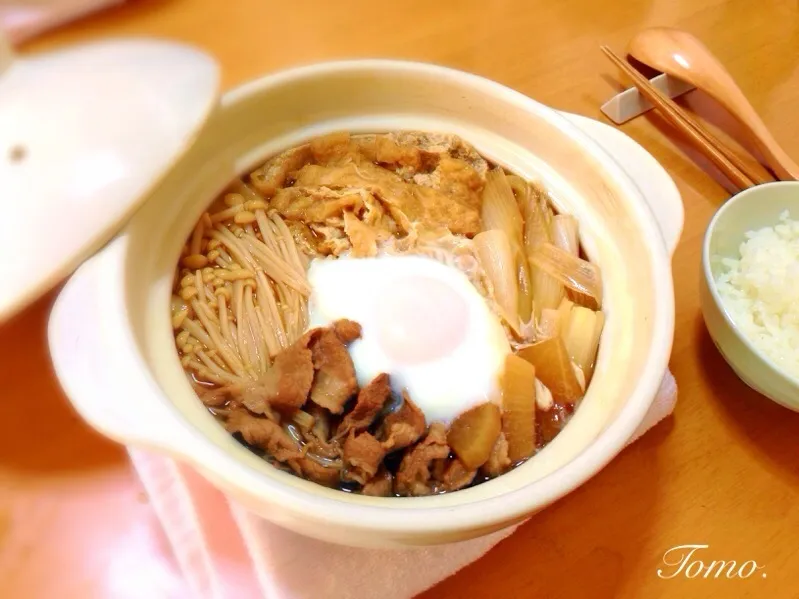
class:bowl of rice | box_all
[701,181,799,411]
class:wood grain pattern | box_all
[601,44,762,189]
[629,26,799,180]
[1,0,798,597]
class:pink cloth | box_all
[128,371,677,599]
[0,0,125,44]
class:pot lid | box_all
[0,36,219,324]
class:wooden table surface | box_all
[2,0,799,597]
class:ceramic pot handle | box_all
[48,240,200,455]
[563,113,685,257]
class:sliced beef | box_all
[241,331,317,414]
[304,435,341,461]
[249,145,312,198]
[309,329,358,414]
[481,432,512,478]
[225,410,302,462]
[362,468,394,497]
[197,385,234,408]
[394,423,450,497]
[343,431,385,485]
[336,373,391,439]
[381,391,426,451]
[431,457,446,482]
[332,319,362,344]
[309,404,331,443]
[302,405,342,460]
[439,459,477,492]
[288,457,341,488]
[289,409,315,432]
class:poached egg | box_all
[307,255,510,424]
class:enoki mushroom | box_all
[172,180,310,389]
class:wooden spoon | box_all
[628,27,799,181]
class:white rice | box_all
[714,210,799,379]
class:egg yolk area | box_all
[375,275,469,365]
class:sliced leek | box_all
[474,229,521,335]
[530,266,564,321]
[550,214,579,256]
[517,335,583,404]
[529,242,603,309]
[482,168,532,322]
[563,306,605,381]
[538,308,561,339]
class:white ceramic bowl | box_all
[701,181,799,411]
[48,60,676,547]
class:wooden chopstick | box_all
[601,45,766,190]
[660,97,770,187]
